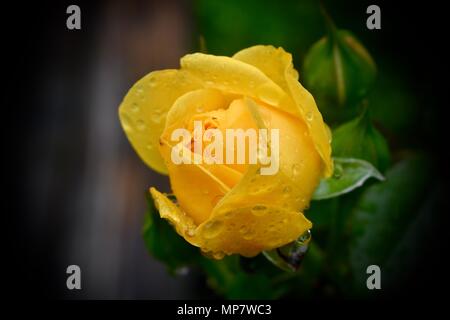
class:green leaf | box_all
[332,107,391,172]
[312,157,384,200]
[199,255,284,299]
[142,193,200,273]
[349,155,432,292]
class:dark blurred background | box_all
[6,0,448,299]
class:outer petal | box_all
[193,99,320,257]
[150,187,197,242]
[180,53,292,110]
[119,69,202,175]
[198,197,312,257]
[233,45,333,177]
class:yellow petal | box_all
[118,69,202,175]
[159,141,242,225]
[193,99,319,257]
[159,89,245,225]
[165,88,229,130]
[149,187,198,242]
[180,53,289,108]
[197,201,312,257]
[233,45,333,177]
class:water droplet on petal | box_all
[145,144,153,150]
[185,228,196,237]
[212,252,225,259]
[203,220,223,239]
[251,205,268,216]
[148,78,157,88]
[136,119,146,131]
[263,229,312,272]
[239,225,249,234]
[306,111,314,121]
[222,211,232,219]
[292,163,302,176]
[135,85,144,96]
[243,232,254,240]
[282,185,292,195]
[299,230,312,243]
[131,103,139,113]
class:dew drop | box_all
[136,119,146,131]
[148,78,157,88]
[333,164,344,179]
[203,220,224,239]
[145,144,153,150]
[185,228,196,237]
[306,111,314,121]
[202,189,210,195]
[212,252,225,259]
[131,103,139,113]
[239,225,254,240]
[282,185,292,195]
[151,111,163,123]
[251,205,268,216]
[222,211,232,219]
[299,229,312,244]
[135,86,144,96]
[292,163,302,176]
[239,225,249,234]
[243,232,254,240]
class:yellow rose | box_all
[119,45,333,258]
